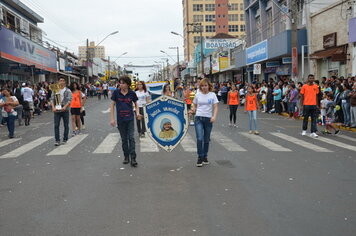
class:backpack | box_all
[14,88,23,104]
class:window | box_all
[228,25,239,32]
[205,4,215,11]
[228,3,238,10]
[205,25,215,32]
[193,4,203,11]
[205,15,216,22]
[194,36,201,43]
[228,14,238,21]
[240,3,244,10]
[240,25,245,32]
[240,14,244,21]
[193,15,203,22]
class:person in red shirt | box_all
[245,86,260,135]
[300,74,320,138]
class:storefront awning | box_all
[57,71,80,80]
[310,45,347,61]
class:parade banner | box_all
[144,96,189,152]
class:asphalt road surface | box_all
[0,97,355,236]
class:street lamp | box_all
[169,46,180,79]
[86,30,119,83]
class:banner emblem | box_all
[144,96,189,152]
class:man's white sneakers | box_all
[310,132,319,138]
[301,130,307,136]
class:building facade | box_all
[0,0,58,84]
[182,0,245,61]
[309,0,355,79]
[234,0,308,83]
[78,41,105,61]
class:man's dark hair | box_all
[58,76,66,81]
[326,92,334,100]
[119,76,131,87]
[308,74,314,78]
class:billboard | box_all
[246,40,268,65]
[205,39,240,49]
[0,27,57,72]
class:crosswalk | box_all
[0,131,355,159]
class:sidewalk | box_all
[279,112,356,132]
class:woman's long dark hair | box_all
[136,81,147,92]
[69,82,79,92]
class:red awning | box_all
[310,45,347,61]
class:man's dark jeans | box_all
[118,119,136,159]
[303,105,318,133]
[54,111,69,142]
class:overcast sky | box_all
[21,0,184,81]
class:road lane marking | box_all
[0,138,21,148]
[93,133,120,154]
[307,136,356,152]
[47,134,88,156]
[240,132,292,152]
[180,132,196,152]
[212,131,247,151]
[140,137,159,152]
[271,132,333,152]
[337,134,356,143]
[0,137,52,159]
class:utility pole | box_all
[290,0,299,81]
[166,58,169,80]
[177,47,180,79]
[86,39,89,83]
[187,22,204,76]
[108,56,110,81]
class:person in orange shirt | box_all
[227,84,240,127]
[70,82,83,136]
[245,85,260,135]
[300,74,320,138]
[184,86,194,125]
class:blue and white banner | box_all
[144,96,189,152]
[246,40,268,65]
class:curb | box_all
[278,112,356,133]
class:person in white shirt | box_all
[21,83,34,117]
[189,78,219,167]
[0,88,19,138]
[135,81,151,138]
[102,82,109,99]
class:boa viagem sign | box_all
[0,27,57,72]
[205,39,240,49]
[246,40,268,65]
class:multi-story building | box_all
[233,0,308,82]
[182,0,246,61]
[78,41,105,61]
[0,0,58,84]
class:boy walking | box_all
[110,76,142,167]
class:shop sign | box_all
[282,57,292,64]
[144,96,188,152]
[253,64,261,75]
[211,53,219,74]
[0,27,57,72]
[276,65,291,76]
[349,17,356,43]
[205,38,240,49]
[219,56,229,71]
[246,66,254,72]
[323,32,337,49]
[246,40,268,65]
[266,61,280,67]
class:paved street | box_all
[0,97,355,236]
